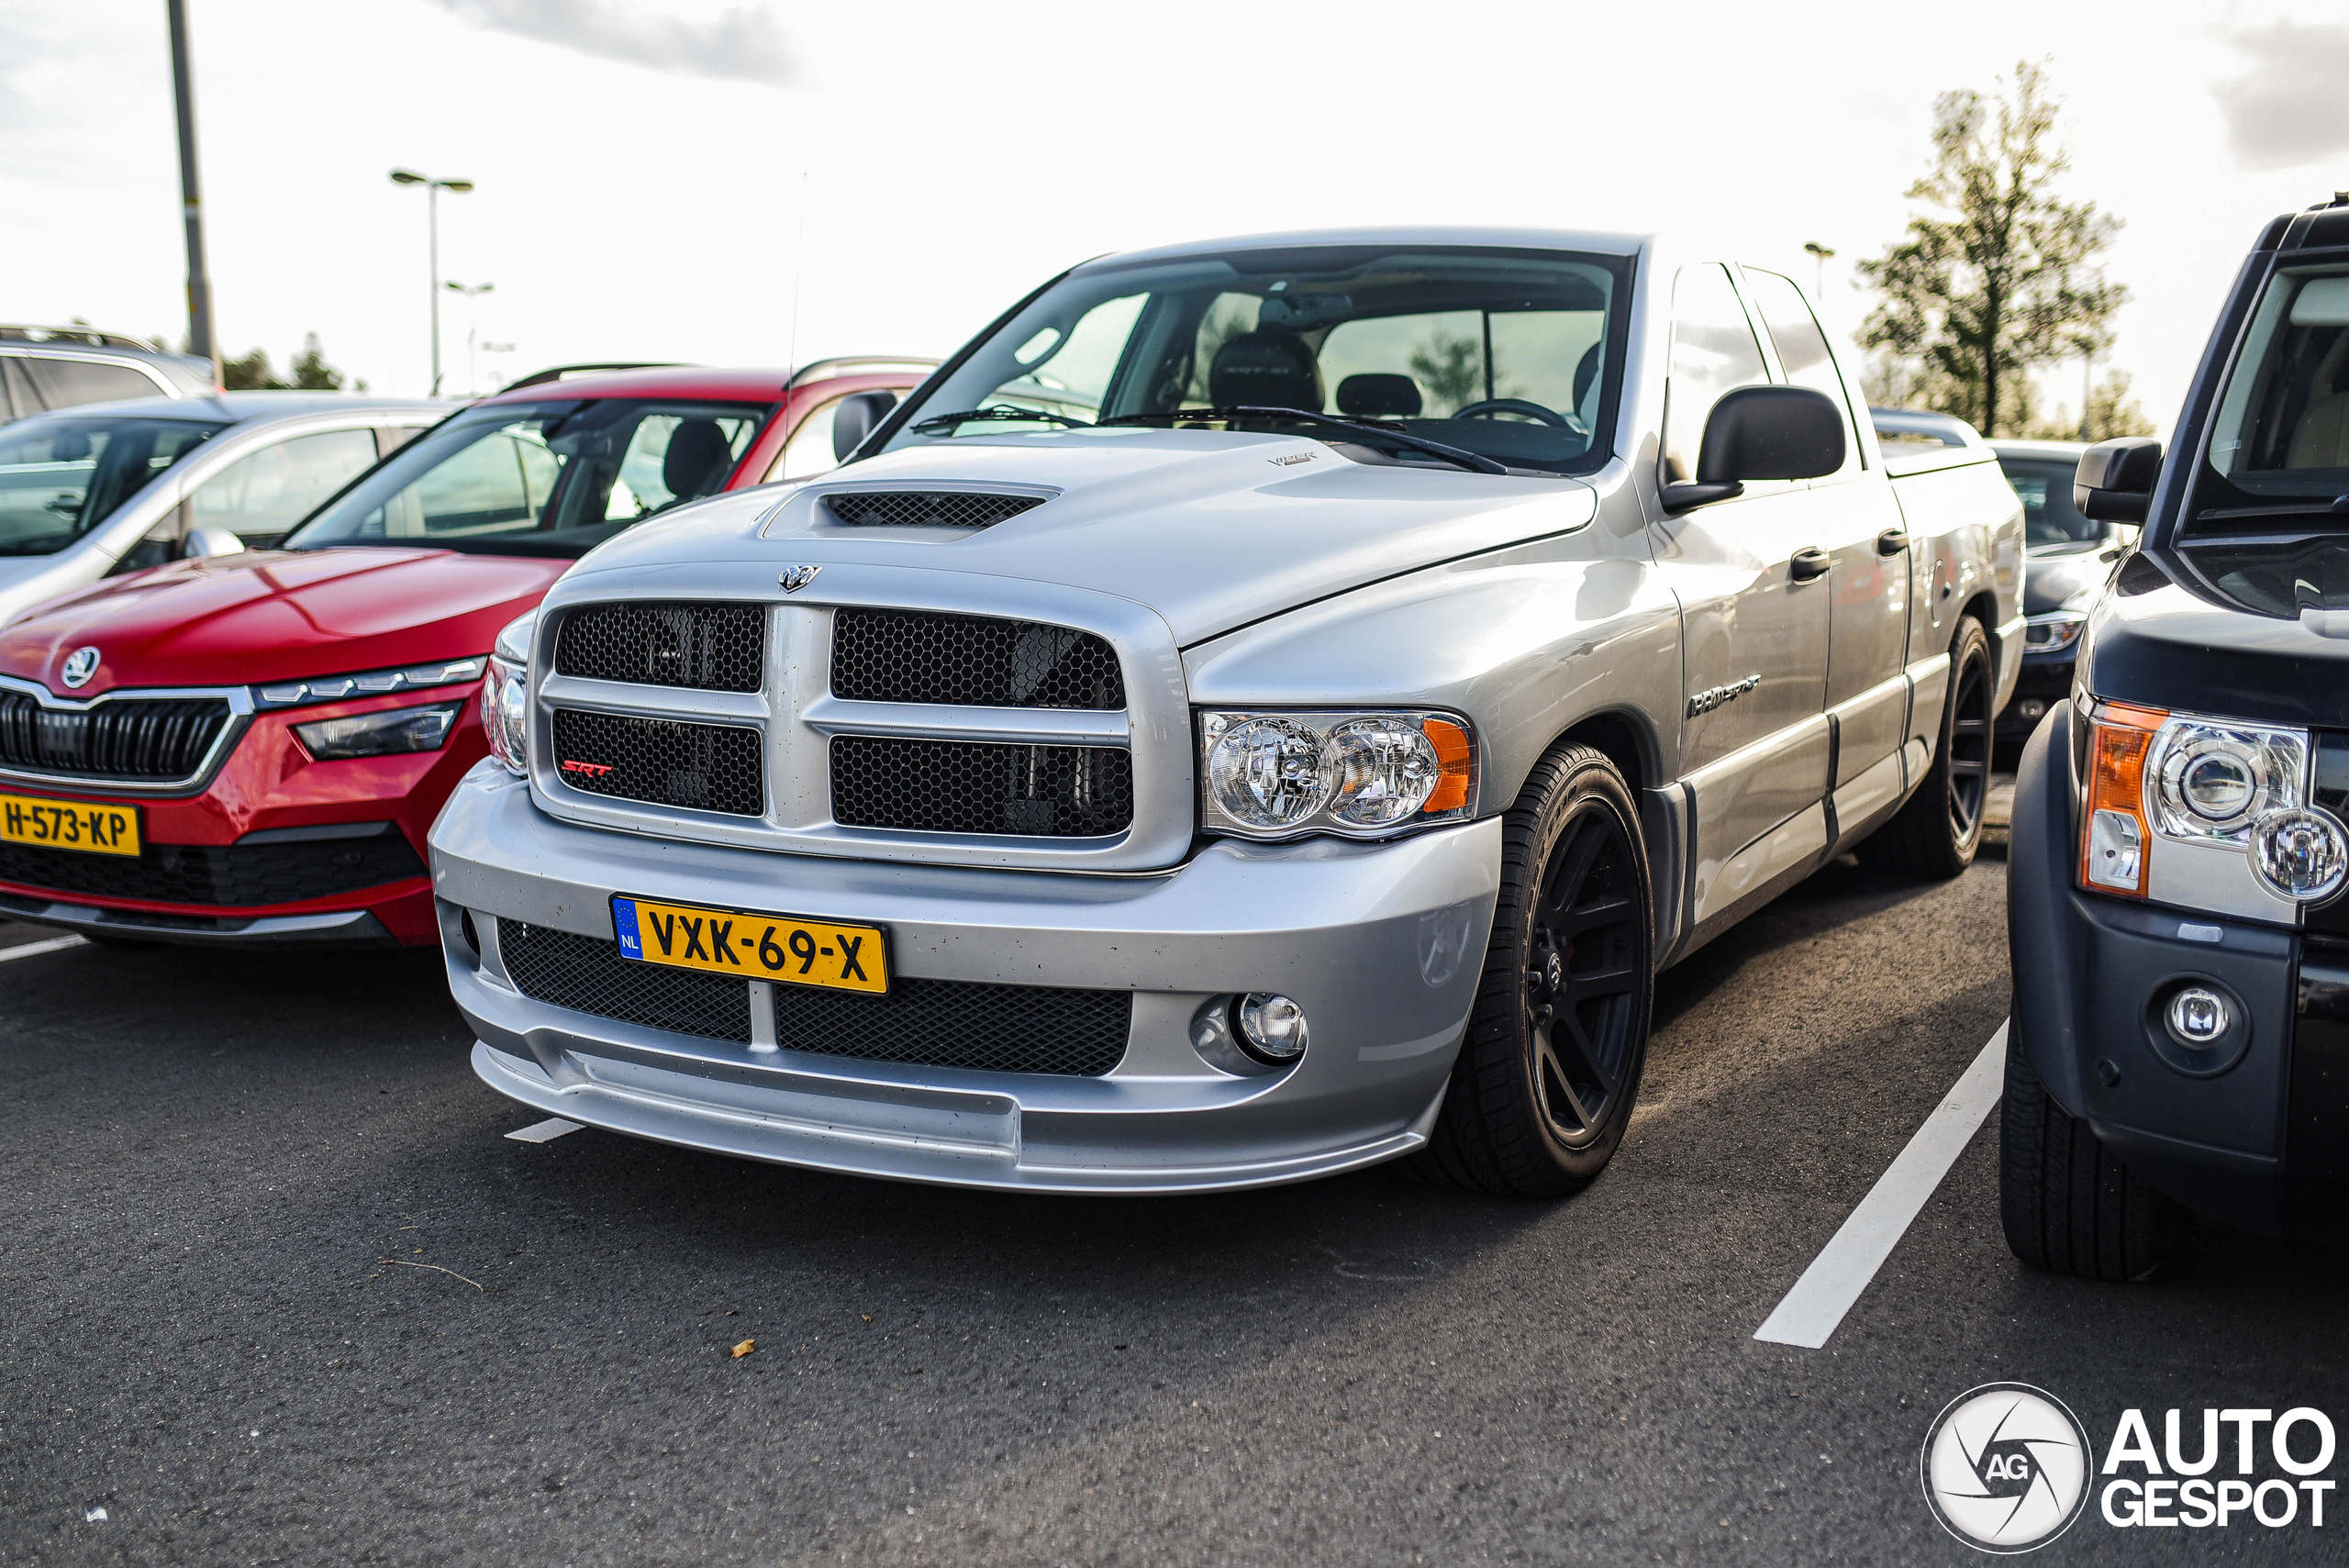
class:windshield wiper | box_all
[1098,406,1508,475]
[912,404,1093,434]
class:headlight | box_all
[1198,709,1474,840]
[2078,699,2346,917]
[2023,612,2087,655]
[293,701,464,761]
[484,610,537,776]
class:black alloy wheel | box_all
[1858,616,1994,879]
[1413,742,1656,1196]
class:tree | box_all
[1408,332,1484,416]
[1857,61,2126,437]
[217,333,350,393]
[286,334,346,390]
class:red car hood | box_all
[1,549,569,697]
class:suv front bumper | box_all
[429,763,1500,1193]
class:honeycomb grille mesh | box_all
[0,694,232,782]
[495,923,1131,1075]
[830,610,1125,709]
[553,602,764,693]
[551,708,763,816]
[0,828,424,907]
[821,491,1046,530]
[831,737,1131,837]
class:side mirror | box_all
[182,526,246,560]
[2075,438,2162,522]
[1664,386,1846,511]
[831,390,899,462]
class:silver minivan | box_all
[0,391,449,625]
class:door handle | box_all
[1789,546,1831,582]
[1876,528,1909,556]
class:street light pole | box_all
[445,281,493,395]
[165,0,220,386]
[390,170,473,396]
[1803,241,1837,305]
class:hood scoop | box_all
[820,491,1049,530]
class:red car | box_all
[0,359,930,947]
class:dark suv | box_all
[2006,194,2349,1278]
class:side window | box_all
[1664,264,1768,483]
[399,428,560,537]
[2,358,41,418]
[1742,268,1861,473]
[31,358,161,410]
[188,428,381,542]
[771,396,845,482]
[379,425,432,456]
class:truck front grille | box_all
[830,736,1132,837]
[551,709,763,817]
[497,923,1131,1075]
[552,602,764,693]
[0,693,232,783]
[0,828,425,907]
[830,609,1125,709]
[822,492,1046,530]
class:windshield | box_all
[1999,456,2100,547]
[284,397,770,558]
[883,245,1629,475]
[2187,263,2349,616]
[0,414,224,556]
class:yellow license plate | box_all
[611,895,887,994]
[0,791,141,857]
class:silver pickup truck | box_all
[428,228,2021,1195]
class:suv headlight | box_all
[1198,709,1475,840]
[2078,699,2348,916]
[2023,611,2087,655]
[484,610,537,776]
[294,701,464,761]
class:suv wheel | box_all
[2001,1027,2192,1281]
[1858,615,1992,878]
[1412,743,1655,1197]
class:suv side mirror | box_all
[2075,437,2162,521]
[831,390,899,462]
[1664,386,1847,511]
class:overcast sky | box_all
[4,0,2345,432]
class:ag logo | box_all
[61,646,101,688]
[1921,1383,2092,1552]
[777,564,822,595]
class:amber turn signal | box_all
[2080,701,2165,895]
[1422,717,1472,814]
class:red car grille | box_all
[0,693,233,783]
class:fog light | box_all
[2165,986,2232,1050]
[2250,806,2349,903]
[2018,698,2046,720]
[1235,993,1308,1063]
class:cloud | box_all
[427,0,790,86]
[2212,21,2349,171]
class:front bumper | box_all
[430,762,1501,1193]
[2008,705,2347,1237]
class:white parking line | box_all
[1753,1021,2009,1350]
[506,1118,584,1143]
[0,936,86,963]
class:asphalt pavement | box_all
[5,827,2347,1565]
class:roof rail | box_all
[0,325,161,351]
[787,355,941,388]
[499,361,689,392]
[1866,405,1987,450]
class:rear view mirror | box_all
[182,526,245,560]
[831,390,899,462]
[1664,385,1847,511]
[2075,438,2163,522]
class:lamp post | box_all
[1803,241,1836,304]
[166,0,220,386]
[445,281,493,395]
[389,170,473,395]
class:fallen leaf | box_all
[732,1340,756,1359]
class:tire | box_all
[1856,615,1993,879]
[2000,1028,2192,1281]
[1410,743,1655,1197]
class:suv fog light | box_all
[2165,986,2232,1050]
[1236,993,1309,1063]
[2250,807,2349,903]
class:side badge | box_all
[779,565,822,595]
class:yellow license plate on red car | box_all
[610,895,887,994]
[0,791,141,857]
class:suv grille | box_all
[551,708,763,816]
[553,602,764,693]
[497,923,1130,1075]
[822,492,1046,530]
[830,736,1131,837]
[0,828,425,907]
[830,609,1125,709]
[0,693,233,782]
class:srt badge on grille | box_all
[778,564,822,595]
[561,760,615,778]
[61,646,101,688]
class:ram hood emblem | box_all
[778,564,822,595]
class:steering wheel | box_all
[1450,397,1571,428]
